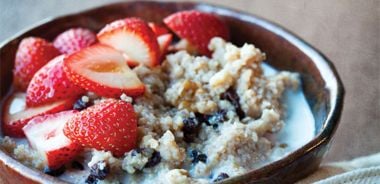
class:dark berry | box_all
[197,154,207,163]
[207,110,227,125]
[71,161,84,170]
[190,150,207,164]
[213,172,229,182]
[190,150,199,163]
[183,117,200,142]
[195,112,208,124]
[221,88,245,119]
[183,117,199,133]
[85,175,98,184]
[73,97,91,111]
[43,166,66,176]
[89,161,109,180]
[196,110,227,128]
[131,148,143,156]
[144,151,161,168]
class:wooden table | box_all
[0,0,379,162]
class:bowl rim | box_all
[0,1,345,183]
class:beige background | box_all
[0,0,379,162]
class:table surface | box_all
[0,0,379,163]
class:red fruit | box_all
[2,93,74,137]
[157,34,173,60]
[148,22,169,37]
[23,110,82,169]
[164,10,229,56]
[26,55,85,107]
[97,17,160,67]
[13,37,61,90]
[63,99,137,157]
[63,44,145,98]
[122,53,139,67]
[64,44,145,98]
[53,28,96,54]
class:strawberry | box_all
[53,28,96,54]
[2,93,74,137]
[122,53,139,68]
[164,10,229,56]
[26,55,85,107]
[23,110,82,169]
[97,17,160,67]
[157,33,173,60]
[63,99,137,157]
[148,22,169,37]
[13,37,61,90]
[63,44,145,98]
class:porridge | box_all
[0,10,314,184]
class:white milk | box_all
[259,63,315,166]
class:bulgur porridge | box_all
[0,10,314,184]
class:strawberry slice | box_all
[157,33,173,60]
[23,110,82,169]
[53,27,96,54]
[13,37,61,90]
[148,22,169,37]
[63,44,145,98]
[97,17,160,67]
[64,99,137,157]
[2,93,74,137]
[26,55,85,107]
[164,10,229,56]
[122,53,140,68]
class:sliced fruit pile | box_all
[2,10,229,170]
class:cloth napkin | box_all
[297,153,380,183]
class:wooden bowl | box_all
[0,1,344,183]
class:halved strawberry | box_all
[97,17,160,67]
[157,34,173,60]
[148,22,169,37]
[13,37,61,90]
[122,53,140,68]
[2,93,74,137]
[23,110,82,169]
[64,99,137,157]
[26,55,85,107]
[53,27,96,54]
[164,10,229,56]
[63,44,145,98]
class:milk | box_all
[260,63,315,165]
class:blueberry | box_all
[131,148,143,156]
[71,161,84,170]
[207,110,227,125]
[190,150,199,163]
[89,161,109,180]
[196,110,227,128]
[213,172,229,182]
[221,88,245,119]
[73,97,91,111]
[195,112,208,124]
[197,154,207,163]
[85,175,98,184]
[43,166,66,177]
[190,150,207,164]
[144,151,161,168]
[183,117,200,142]
[183,117,199,133]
